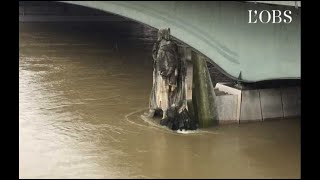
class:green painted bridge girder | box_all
[60,1,301,82]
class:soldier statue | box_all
[144,28,197,130]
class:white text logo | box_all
[248,10,292,24]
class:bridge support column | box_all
[191,51,218,128]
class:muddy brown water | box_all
[19,22,300,178]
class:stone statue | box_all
[144,28,197,130]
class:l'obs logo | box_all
[248,10,292,24]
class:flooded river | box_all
[19,22,300,178]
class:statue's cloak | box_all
[149,39,187,112]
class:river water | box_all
[19,22,300,178]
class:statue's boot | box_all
[143,109,156,118]
[160,110,169,126]
[160,117,169,126]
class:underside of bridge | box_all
[60,1,300,82]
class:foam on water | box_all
[137,110,219,135]
[176,129,198,134]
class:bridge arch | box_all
[60,1,300,82]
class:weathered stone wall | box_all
[215,83,301,124]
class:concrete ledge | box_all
[215,94,238,124]
[212,83,300,125]
[215,83,242,121]
[240,90,262,122]
[281,87,301,117]
[260,89,283,120]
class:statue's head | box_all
[157,28,170,41]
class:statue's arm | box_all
[164,66,175,77]
[152,41,159,61]
[162,43,178,77]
